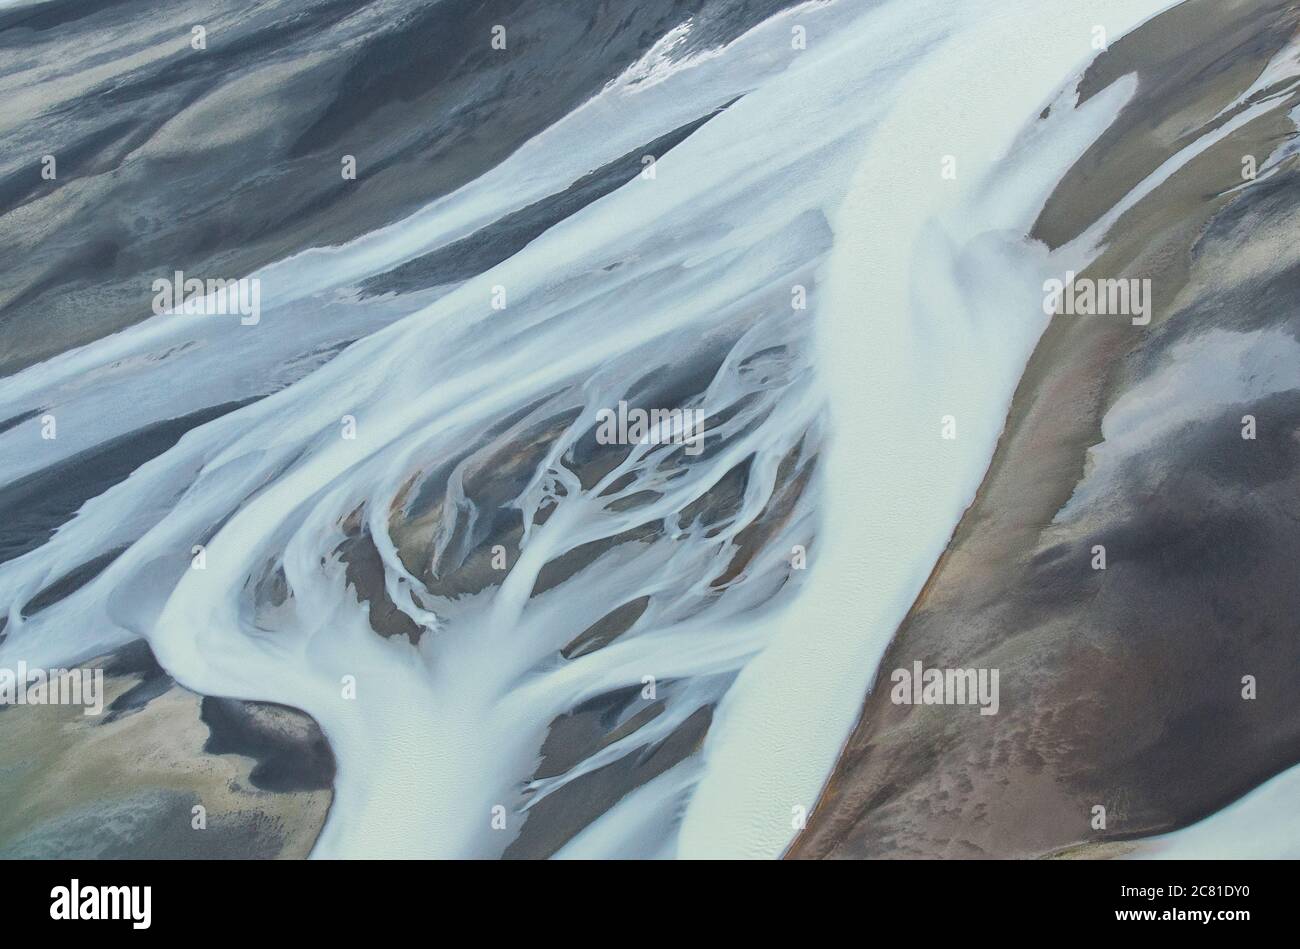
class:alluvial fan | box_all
[1,0,1298,863]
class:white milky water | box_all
[5,0,1275,859]
[678,0,1183,858]
[1124,764,1300,859]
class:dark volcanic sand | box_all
[791,0,1300,859]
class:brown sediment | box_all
[304,347,821,856]
[0,641,332,858]
[561,595,652,659]
[504,704,713,859]
[791,0,1300,859]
